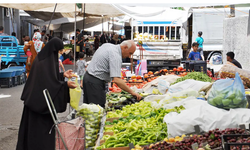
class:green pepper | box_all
[114,144,125,147]
[106,143,116,148]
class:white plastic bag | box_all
[164,103,250,137]
[168,79,211,93]
[162,97,206,110]
[144,89,201,109]
[158,80,170,95]
[142,75,180,93]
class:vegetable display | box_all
[76,104,104,148]
[171,72,212,85]
[98,102,185,149]
[142,128,249,150]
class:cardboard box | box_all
[103,132,114,136]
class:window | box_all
[143,26,148,33]
[149,26,153,34]
[165,26,169,40]
[176,26,181,40]
[154,26,159,35]
[171,26,175,40]
[160,26,164,39]
[138,26,142,33]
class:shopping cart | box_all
[43,89,85,150]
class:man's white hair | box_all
[120,40,132,49]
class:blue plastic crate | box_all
[8,66,26,73]
[0,70,16,78]
[3,68,23,76]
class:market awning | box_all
[0,3,125,18]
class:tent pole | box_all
[83,3,85,34]
[113,17,114,34]
[102,16,103,34]
[47,3,57,34]
[74,3,76,72]
[9,8,15,33]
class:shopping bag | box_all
[70,78,82,110]
[76,46,80,52]
[56,117,85,150]
[208,72,247,109]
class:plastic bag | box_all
[158,80,170,95]
[144,89,200,109]
[208,72,246,109]
[142,75,180,93]
[164,103,250,137]
[219,63,250,88]
[77,103,104,148]
[168,79,211,93]
[70,78,82,110]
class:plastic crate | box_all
[0,70,16,78]
[12,76,18,86]
[8,66,26,73]
[185,60,207,74]
[3,68,23,76]
[17,75,24,85]
[222,134,250,150]
[0,77,13,88]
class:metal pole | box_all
[102,16,103,34]
[113,17,114,34]
[47,3,57,34]
[82,3,85,34]
[230,5,235,17]
[9,8,15,33]
[74,3,76,72]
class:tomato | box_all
[183,69,186,71]
[138,79,143,82]
[177,69,180,72]
[121,76,124,79]
[178,66,183,71]
[136,76,142,80]
[131,75,136,79]
[148,79,152,82]
[132,79,137,82]
[148,71,153,75]
[154,71,159,75]
[144,74,149,78]
[173,68,177,71]
[109,87,113,91]
[163,69,168,72]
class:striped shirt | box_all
[87,43,122,82]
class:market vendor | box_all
[16,37,77,150]
[83,40,142,107]
[226,52,242,69]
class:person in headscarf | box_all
[16,37,77,150]
[110,34,121,45]
[23,32,45,78]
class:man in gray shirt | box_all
[83,40,142,107]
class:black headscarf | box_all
[21,37,69,114]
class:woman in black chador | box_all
[16,37,77,150]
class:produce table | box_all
[73,68,250,150]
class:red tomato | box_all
[109,87,113,91]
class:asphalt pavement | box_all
[0,61,90,150]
